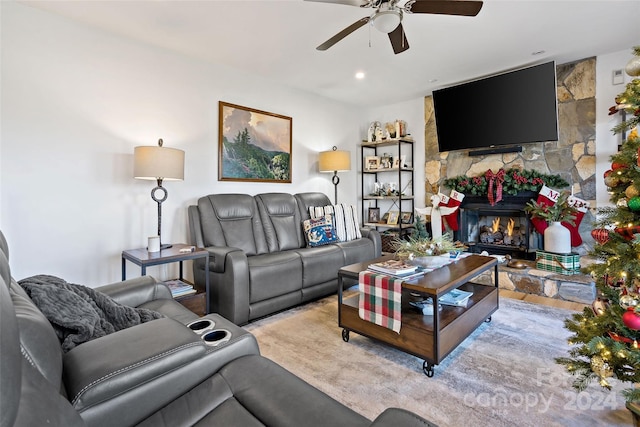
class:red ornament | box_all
[604,169,613,178]
[615,225,640,240]
[591,228,610,245]
[622,308,640,331]
[612,161,627,170]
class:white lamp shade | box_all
[134,145,185,181]
[319,150,351,173]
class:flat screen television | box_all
[432,61,558,153]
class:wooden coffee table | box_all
[338,254,499,377]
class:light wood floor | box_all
[500,289,588,311]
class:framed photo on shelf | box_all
[365,156,380,170]
[218,101,292,183]
[387,210,400,225]
[401,211,413,224]
[381,212,390,223]
[367,207,381,223]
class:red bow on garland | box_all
[485,169,505,206]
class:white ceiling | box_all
[20,0,640,106]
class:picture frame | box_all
[218,101,292,183]
[365,156,380,170]
[381,212,390,223]
[387,210,400,225]
[401,211,413,224]
[367,207,381,223]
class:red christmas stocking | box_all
[530,185,559,236]
[438,190,465,231]
[564,195,588,247]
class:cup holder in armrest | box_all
[201,329,232,347]
[186,319,215,335]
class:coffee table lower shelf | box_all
[339,282,498,377]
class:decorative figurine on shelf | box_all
[367,121,381,143]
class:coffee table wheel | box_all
[423,361,434,377]
[485,316,492,323]
[342,328,350,342]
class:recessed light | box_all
[355,71,365,79]
[429,79,438,83]
[532,50,545,56]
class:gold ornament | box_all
[626,56,640,77]
[626,185,640,199]
[619,293,640,310]
[591,355,613,379]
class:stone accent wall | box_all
[424,57,596,253]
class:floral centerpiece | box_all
[392,222,466,267]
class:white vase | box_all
[544,221,571,254]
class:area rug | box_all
[244,291,632,426]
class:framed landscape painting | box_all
[218,101,292,182]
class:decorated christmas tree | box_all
[556,47,640,402]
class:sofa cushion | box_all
[309,204,362,242]
[294,244,344,288]
[302,215,339,247]
[197,194,268,256]
[255,193,304,251]
[247,252,302,304]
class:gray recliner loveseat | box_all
[0,229,433,427]
[188,192,381,325]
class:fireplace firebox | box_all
[456,193,542,260]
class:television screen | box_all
[433,62,558,153]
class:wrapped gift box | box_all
[535,250,580,275]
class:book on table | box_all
[439,288,473,307]
[163,279,196,297]
[368,260,417,276]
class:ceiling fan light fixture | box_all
[372,10,401,33]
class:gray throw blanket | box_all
[18,274,165,353]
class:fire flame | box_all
[506,218,515,237]
[492,218,500,233]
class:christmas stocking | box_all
[565,195,589,247]
[529,185,558,236]
[438,190,465,231]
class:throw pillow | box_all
[309,204,362,242]
[303,215,340,247]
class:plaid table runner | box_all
[358,271,402,333]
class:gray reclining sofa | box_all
[0,230,434,427]
[188,192,381,325]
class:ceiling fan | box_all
[306,0,483,54]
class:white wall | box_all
[0,2,362,285]
[595,49,635,208]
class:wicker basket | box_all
[381,232,398,253]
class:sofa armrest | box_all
[204,245,244,273]
[63,318,206,413]
[370,408,437,427]
[361,227,382,257]
[95,276,172,307]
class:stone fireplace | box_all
[457,194,542,259]
[424,57,597,254]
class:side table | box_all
[121,244,210,314]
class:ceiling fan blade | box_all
[407,0,483,16]
[316,17,370,51]
[388,22,409,54]
[304,0,370,7]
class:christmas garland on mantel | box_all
[443,168,570,204]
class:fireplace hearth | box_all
[457,193,542,260]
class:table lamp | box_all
[319,146,351,204]
[134,138,184,249]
